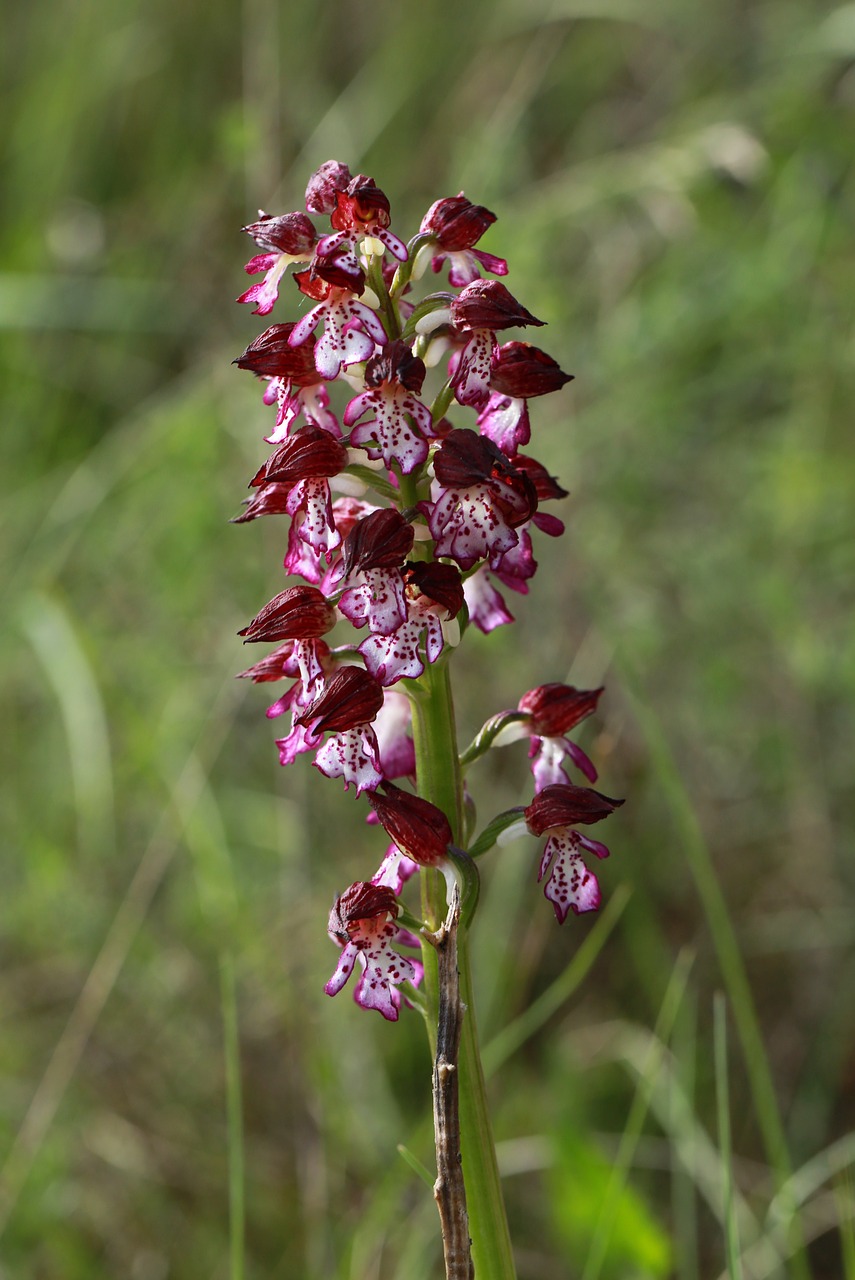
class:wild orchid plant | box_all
[232,161,623,1279]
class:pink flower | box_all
[234,323,340,441]
[422,430,537,571]
[524,785,623,923]
[289,269,387,380]
[517,684,603,788]
[344,341,434,474]
[418,194,508,286]
[325,882,419,1021]
[477,341,574,457]
[357,562,464,686]
[317,175,408,267]
[237,212,317,316]
[296,666,386,794]
[247,425,349,558]
[449,281,544,409]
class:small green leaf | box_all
[467,808,526,859]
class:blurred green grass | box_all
[2,0,854,1276]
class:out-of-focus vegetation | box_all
[2,0,854,1276]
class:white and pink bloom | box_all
[325,882,421,1021]
[237,211,317,316]
[417,194,508,286]
[525,784,623,923]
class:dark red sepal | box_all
[242,211,317,255]
[518,684,603,736]
[328,881,398,944]
[231,483,292,523]
[404,561,464,618]
[433,428,507,487]
[250,425,348,487]
[238,586,336,642]
[450,280,544,333]
[525,784,624,836]
[305,161,352,215]
[234,323,321,384]
[367,783,452,867]
[364,339,426,394]
[420,195,497,250]
[513,454,569,501]
[490,341,573,398]
[341,508,414,577]
[296,666,385,734]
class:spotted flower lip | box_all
[341,508,415,578]
[367,783,453,867]
[524,783,624,836]
[234,323,322,384]
[288,278,387,380]
[490,341,574,398]
[343,340,434,474]
[518,684,604,738]
[238,586,337,642]
[296,665,385,735]
[248,425,348,487]
[450,280,545,333]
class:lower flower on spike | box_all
[524,784,623,923]
[325,882,419,1020]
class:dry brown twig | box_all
[423,885,474,1280]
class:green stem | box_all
[412,656,517,1280]
[219,952,245,1280]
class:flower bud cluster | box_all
[233,163,621,1018]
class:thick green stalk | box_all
[412,656,517,1280]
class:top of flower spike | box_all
[305,160,352,214]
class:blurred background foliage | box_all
[1,0,854,1276]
